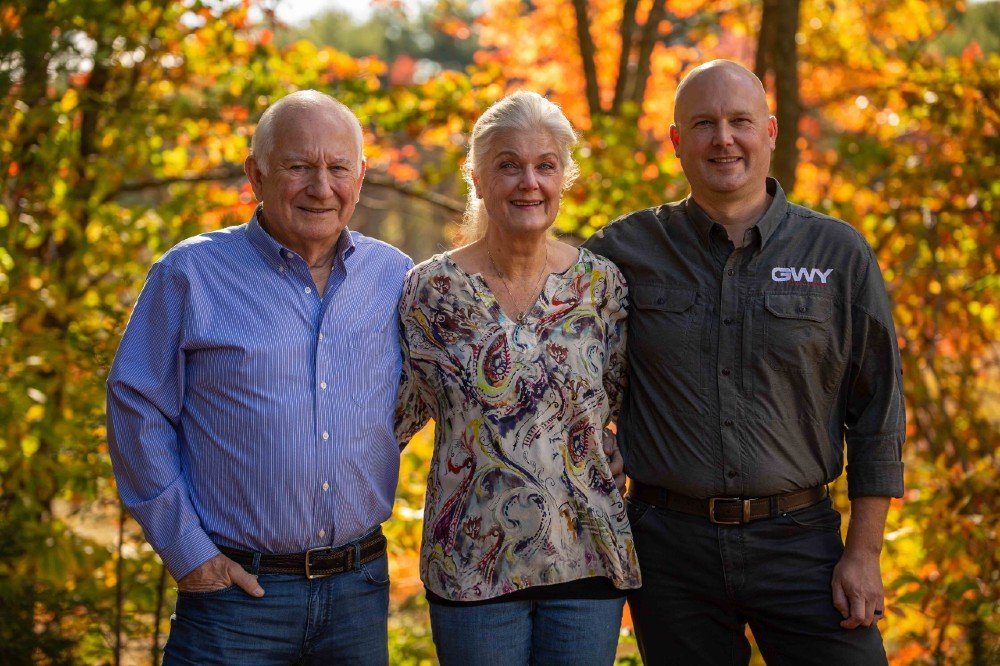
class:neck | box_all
[482,228,549,278]
[693,188,772,246]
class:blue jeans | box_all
[163,553,389,665]
[626,496,887,665]
[429,595,625,666]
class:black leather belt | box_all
[630,482,828,525]
[219,528,387,579]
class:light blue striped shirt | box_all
[107,208,413,580]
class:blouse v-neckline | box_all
[441,249,584,327]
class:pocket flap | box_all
[632,285,697,312]
[765,293,833,323]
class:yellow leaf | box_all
[26,404,45,422]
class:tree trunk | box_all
[610,0,640,114]
[756,0,801,192]
[570,0,603,117]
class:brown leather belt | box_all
[219,528,387,579]
[630,482,828,525]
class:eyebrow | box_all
[493,150,560,160]
[688,110,756,121]
[282,155,354,165]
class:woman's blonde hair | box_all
[461,91,580,240]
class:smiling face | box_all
[472,128,565,236]
[669,62,777,208]
[245,104,365,257]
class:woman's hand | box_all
[602,428,627,495]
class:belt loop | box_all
[251,552,262,577]
[769,495,779,517]
[352,541,362,571]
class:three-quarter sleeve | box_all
[844,245,906,499]
[395,268,433,447]
[106,261,220,580]
[601,261,629,424]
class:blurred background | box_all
[0,0,996,663]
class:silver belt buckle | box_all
[708,497,751,525]
[304,546,335,580]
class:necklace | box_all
[486,242,549,325]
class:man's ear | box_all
[669,125,681,156]
[767,115,778,150]
[245,155,264,200]
[355,158,367,201]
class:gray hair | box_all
[462,91,580,240]
[249,90,364,175]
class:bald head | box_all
[250,90,364,175]
[674,60,770,124]
[668,59,777,214]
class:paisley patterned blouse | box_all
[396,248,640,602]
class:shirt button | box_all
[322,482,330,492]
[722,368,731,376]
[727,470,738,478]
[322,431,330,440]
[723,318,732,326]
[278,266,285,273]
[318,332,324,340]
[656,297,665,305]
[320,381,327,390]
[727,269,734,276]
[318,529,326,538]
[305,287,312,294]
[724,419,734,426]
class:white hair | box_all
[462,91,580,240]
[249,90,363,175]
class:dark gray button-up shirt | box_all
[584,178,905,499]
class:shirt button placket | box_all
[719,252,743,495]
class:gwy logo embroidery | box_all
[771,267,833,285]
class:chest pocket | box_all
[763,293,833,373]
[631,285,698,367]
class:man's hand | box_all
[832,496,890,628]
[602,427,627,495]
[831,548,884,628]
[176,553,264,597]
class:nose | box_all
[712,121,734,147]
[307,168,332,196]
[519,167,539,190]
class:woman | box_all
[396,91,639,665]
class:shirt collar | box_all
[684,177,788,249]
[246,204,357,272]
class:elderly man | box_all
[107,91,412,663]
[584,60,905,664]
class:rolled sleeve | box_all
[844,247,906,499]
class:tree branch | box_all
[630,0,668,108]
[570,0,603,117]
[103,165,466,214]
[611,0,640,115]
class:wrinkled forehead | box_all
[272,107,363,160]
[482,127,562,161]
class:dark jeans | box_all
[163,553,390,665]
[626,496,887,665]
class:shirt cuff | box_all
[157,529,221,581]
[845,462,904,499]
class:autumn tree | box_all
[1,0,995,663]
